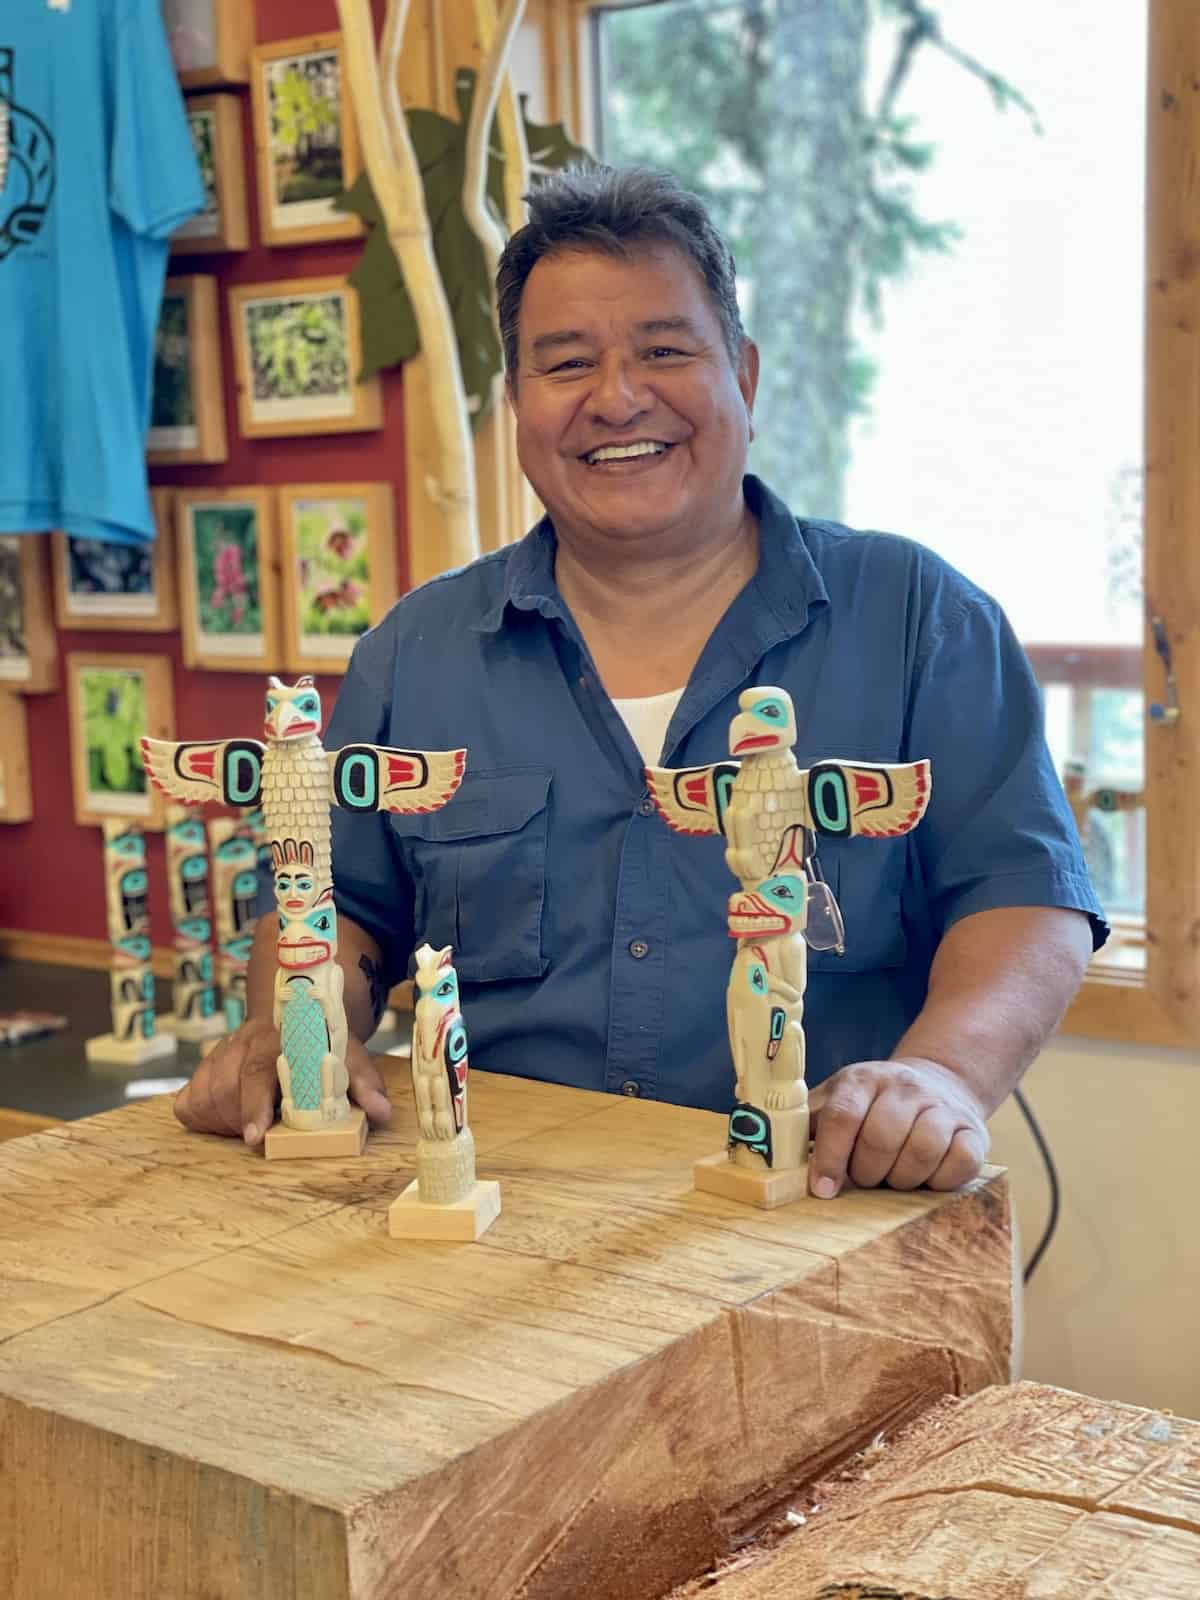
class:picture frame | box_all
[147,275,228,466]
[66,652,175,830]
[251,33,363,248]
[0,691,33,824]
[51,490,180,633]
[162,0,254,90]
[0,535,57,693]
[171,93,250,256]
[277,483,397,674]
[176,487,282,674]
[229,276,382,438]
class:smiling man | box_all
[177,165,1104,1200]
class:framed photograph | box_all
[251,33,363,248]
[147,275,228,465]
[162,0,254,89]
[172,94,250,256]
[51,490,180,633]
[0,535,57,693]
[176,487,282,673]
[229,276,382,438]
[277,484,397,674]
[67,653,175,830]
[0,691,33,824]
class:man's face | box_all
[508,243,758,551]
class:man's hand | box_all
[807,1057,989,1199]
[174,1020,393,1147]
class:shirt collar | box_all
[474,473,829,636]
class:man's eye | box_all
[549,358,587,373]
[646,346,685,359]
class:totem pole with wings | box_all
[646,686,931,1208]
[142,676,466,1159]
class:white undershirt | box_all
[611,686,686,766]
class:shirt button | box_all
[620,1080,641,1097]
[637,797,655,817]
[629,939,649,959]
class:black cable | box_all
[1012,1085,1060,1284]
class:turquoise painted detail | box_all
[747,961,767,995]
[811,770,848,833]
[281,979,327,1112]
[758,874,807,915]
[749,695,787,725]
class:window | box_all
[572,0,1199,1043]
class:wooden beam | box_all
[0,1068,1013,1600]
[1144,0,1200,1039]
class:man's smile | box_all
[580,440,674,468]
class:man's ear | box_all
[504,370,517,413]
[738,339,760,441]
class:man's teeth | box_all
[586,441,667,465]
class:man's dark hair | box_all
[496,164,747,380]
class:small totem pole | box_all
[85,819,177,1065]
[208,814,260,1031]
[162,804,225,1042]
[647,686,931,1209]
[387,943,501,1241]
[141,675,466,1160]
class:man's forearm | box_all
[892,905,1094,1116]
[243,910,389,1044]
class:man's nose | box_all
[586,353,652,424]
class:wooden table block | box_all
[0,1067,1014,1600]
[669,1381,1200,1599]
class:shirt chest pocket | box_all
[388,767,552,984]
[806,836,909,973]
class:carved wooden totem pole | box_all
[85,820,177,1065]
[647,687,931,1209]
[207,814,260,1032]
[388,943,501,1241]
[142,675,466,1160]
[163,804,225,1042]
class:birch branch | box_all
[336,0,480,570]
[464,0,531,287]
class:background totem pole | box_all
[142,675,466,1162]
[647,686,931,1208]
[207,814,260,1032]
[163,804,225,1042]
[85,820,177,1066]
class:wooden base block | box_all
[263,1108,368,1161]
[387,1178,502,1241]
[160,1013,227,1043]
[84,1031,178,1066]
[694,1150,810,1209]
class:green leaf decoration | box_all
[337,67,592,427]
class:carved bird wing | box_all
[806,758,931,839]
[328,744,467,815]
[645,760,741,837]
[141,737,265,809]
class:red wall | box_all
[0,0,404,947]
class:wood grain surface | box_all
[0,1065,1013,1600]
[669,1381,1200,1599]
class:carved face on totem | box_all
[105,826,148,936]
[728,688,797,758]
[727,873,807,939]
[413,944,468,1079]
[271,838,336,969]
[264,676,322,743]
[169,813,211,915]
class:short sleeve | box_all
[909,595,1109,952]
[326,626,417,987]
[110,0,204,238]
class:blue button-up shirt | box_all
[328,476,1105,1112]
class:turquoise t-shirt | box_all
[0,0,202,545]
